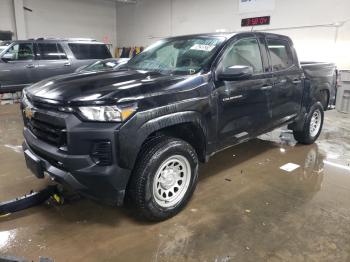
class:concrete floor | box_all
[1,104,350,262]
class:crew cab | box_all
[21,32,337,221]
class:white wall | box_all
[116,0,350,69]
[116,0,171,48]
[24,0,117,49]
[1,0,118,50]
[0,0,16,34]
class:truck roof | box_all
[166,31,292,41]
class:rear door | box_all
[266,37,303,124]
[214,35,273,148]
[0,42,39,91]
[36,42,73,80]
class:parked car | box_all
[75,58,130,73]
[0,38,112,93]
[21,32,337,221]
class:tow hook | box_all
[0,185,63,217]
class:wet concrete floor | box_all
[0,104,350,261]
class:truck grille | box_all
[23,110,67,147]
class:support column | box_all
[13,0,26,40]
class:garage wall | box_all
[23,0,117,48]
[116,0,171,49]
[0,0,16,33]
[0,0,118,49]
[116,0,350,69]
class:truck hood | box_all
[26,70,201,106]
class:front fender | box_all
[117,109,208,170]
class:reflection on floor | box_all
[0,105,350,262]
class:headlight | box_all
[21,89,27,100]
[21,89,29,104]
[78,104,137,122]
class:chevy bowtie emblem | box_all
[24,106,35,120]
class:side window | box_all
[3,43,34,61]
[267,39,294,71]
[221,38,263,74]
[37,43,67,60]
[68,44,111,60]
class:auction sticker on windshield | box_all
[190,44,216,52]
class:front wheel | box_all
[128,136,198,221]
[293,103,324,144]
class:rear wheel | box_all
[128,136,198,221]
[293,103,324,144]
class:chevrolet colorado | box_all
[21,32,337,221]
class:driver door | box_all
[213,36,273,148]
[0,42,39,91]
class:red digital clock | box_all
[241,16,270,27]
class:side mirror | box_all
[1,53,13,62]
[217,65,253,81]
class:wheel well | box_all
[141,123,207,163]
[318,89,329,110]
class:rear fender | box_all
[288,101,323,131]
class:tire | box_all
[293,103,324,145]
[128,136,199,221]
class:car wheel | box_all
[293,103,324,145]
[128,136,198,221]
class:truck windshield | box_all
[126,37,225,75]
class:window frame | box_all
[219,37,264,75]
[265,37,295,72]
[35,42,68,61]
[3,42,35,62]
[213,34,270,80]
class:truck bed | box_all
[301,62,337,108]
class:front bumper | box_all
[22,108,132,206]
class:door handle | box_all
[261,85,272,90]
[64,62,71,67]
[26,64,35,68]
[292,79,302,84]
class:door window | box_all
[36,43,67,60]
[221,38,263,74]
[267,39,294,71]
[3,43,34,61]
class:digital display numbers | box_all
[241,16,270,27]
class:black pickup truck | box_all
[21,32,337,221]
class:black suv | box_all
[0,38,112,93]
[21,32,336,221]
